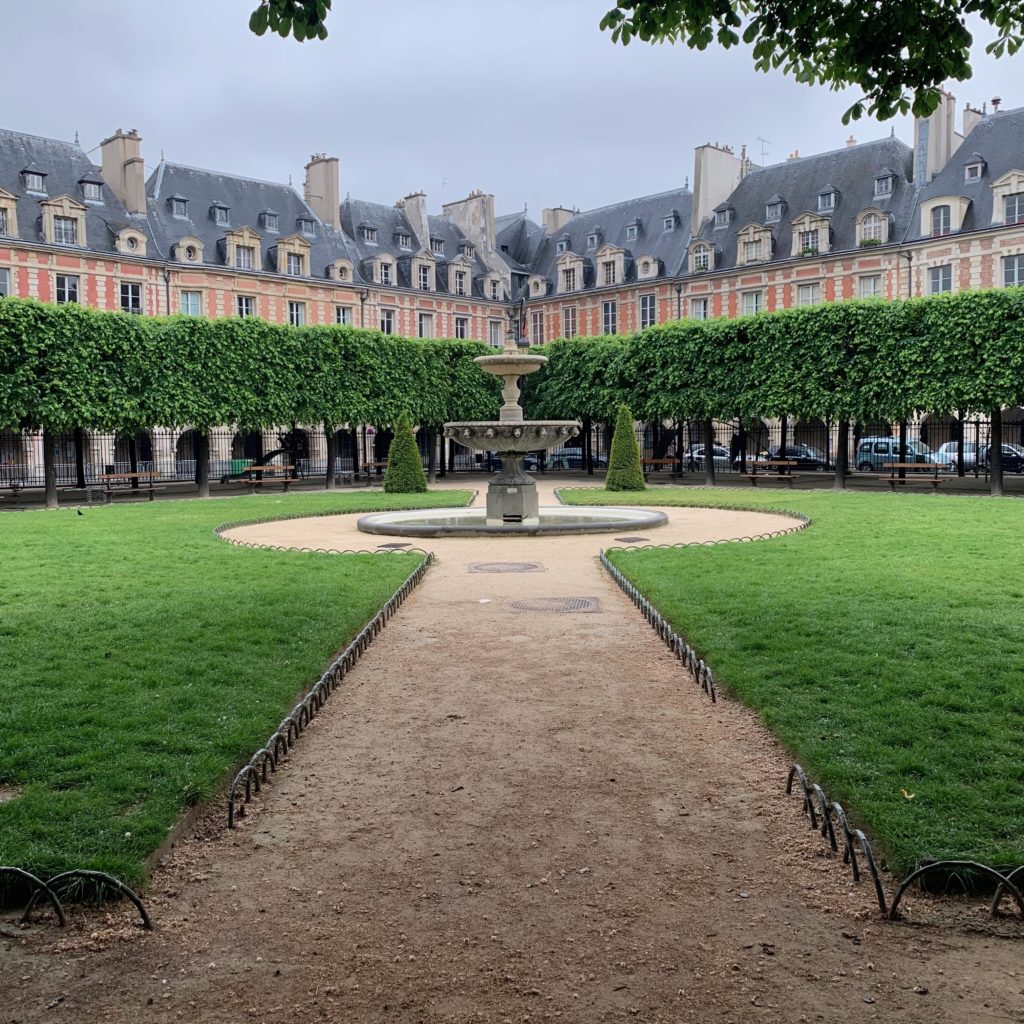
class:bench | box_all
[238,465,295,494]
[878,463,947,492]
[92,471,166,501]
[745,460,801,486]
[363,460,389,485]
[642,458,684,479]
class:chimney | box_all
[303,154,340,230]
[442,189,497,250]
[541,207,575,234]
[992,96,1002,113]
[963,103,984,136]
[692,142,743,228]
[100,129,146,214]
[403,191,430,250]
[846,134,857,147]
[914,90,961,185]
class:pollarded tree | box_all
[383,413,427,493]
[605,403,646,491]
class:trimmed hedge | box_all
[605,404,646,491]
[384,414,428,493]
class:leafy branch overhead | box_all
[249,0,332,41]
[599,0,1024,122]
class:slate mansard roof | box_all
[0,128,148,253]
[690,136,916,271]
[145,160,361,275]
[908,106,1024,241]
[520,187,694,293]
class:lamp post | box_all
[358,288,369,328]
[674,282,683,321]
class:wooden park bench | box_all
[878,462,947,492]
[744,459,800,486]
[642,457,684,479]
[92,471,166,501]
[363,460,389,485]
[238,464,294,493]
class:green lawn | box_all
[0,490,470,884]
[564,487,1024,875]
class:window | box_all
[335,305,352,325]
[184,245,198,262]
[82,181,102,201]
[586,233,598,248]
[180,290,201,316]
[965,163,983,181]
[125,236,138,251]
[488,320,503,347]
[860,274,882,298]
[263,211,279,231]
[640,260,651,275]
[461,244,475,259]
[742,290,762,315]
[1003,255,1024,288]
[397,233,411,248]
[235,245,254,270]
[334,264,348,280]
[798,229,819,254]
[1005,194,1024,225]
[556,240,568,253]
[874,176,893,197]
[417,312,433,338]
[817,191,836,212]
[286,252,304,276]
[213,205,230,226]
[418,265,431,290]
[237,295,255,318]
[930,205,951,236]
[0,209,7,235]
[692,246,709,272]
[379,262,392,285]
[171,197,188,218]
[602,299,617,334]
[490,280,500,300]
[562,305,577,338]
[23,172,45,192]
[602,261,616,285]
[640,293,656,329]
[360,226,377,243]
[743,239,764,262]
[664,215,677,231]
[454,270,467,296]
[797,282,820,306]
[766,202,783,221]
[860,214,883,243]
[454,316,468,339]
[928,264,952,294]
[120,282,142,314]
[0,268,8,297]
[431,239,445,255]
[562,267,576,291]
[298,218,315,236]
[55,274,79,304]
[288,301,305,326]
[380,308,395,334]
[626,224,638,241]
[714,209,731,228]
[53,216,77,245]
[531,311,544,345]
[691,297,709,321]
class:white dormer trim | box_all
[636,254,661,280]
[992,170,1024,225]
[688,240,714,274]
[920,195,971,237]
[40,195,88,248]
[555,250,584,294]
[174,235,205,264]
[0,187,19,238]
[855,207,890,246]
[115,226,148,257]
[328,257,354,281]
[528,273,548,297]
[789,212,831,257]
[736,222,772,265]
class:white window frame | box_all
[454,270,467,296]
[859,274,882,298]
[928,264,952,294]
[417,312,433,338]
[556,240,567,253]
[418,265,431,290]
[562,305,577,338]
[379,262,392,286]
[298,218,315,237]
[692,246,710,272]
[586,233,599,248]
[1005,194,1024,225]
[380,308,395,334]
[860,214,883,243]
[797,282,820,306]
[931,205,951,237]
[640,293,656,329]
[235,245,254,270]
[562,267,576,292]
[24,172,45,193]
[531,310,544,345]
[0,208,7,236]
[334,305,352,325]
[873,176,893,197]
[288,301,306,326]
[213,206,230,226]
[263,212,279,232]
[626,224,638,241]
[1003,255,1024,288]
[742,290,762,316]
[690,297,709,321]
[765,202,782,221]
[0,267,8,297]
[664,215,677,231]
[602,299,617,334]
[743,239,764,262]
[53,216,78,246]
[180,290,202,316]
[965,163,983,181]
[431,239,445,255]
[602,260,616,285]
[454,316,468,339]
[120,282,142,315]
[286,251,304,277]
[817,192,836,212]
[488,320,503,347]
[798,229,819,254]
[171,198,188,218]
[713,210,730,228]
[237,295,255,318]
[82,182,102,202]
[56,274,79,304]
[490,280,500,300]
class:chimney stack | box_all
[541,207,575,234]
[913,90,961,185]
[303,154,340,230]
[99,129,146,215]
[692,142,744,228]
[963,102,984,135]
[992,96,1002,113]
[403,191,430,250]
[846,134,857,147]
[443,189,497,250]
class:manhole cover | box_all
[470,562,544,573]
[615,536,650,544]
[509,597,600,613]
[377,542,412,550]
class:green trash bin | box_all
[230,458,253,475]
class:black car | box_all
[757,443,830,471]
[980,443,1024,472]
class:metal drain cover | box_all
[510,596,601,613]
[470,562,544,573]
[377,542,412,550]
[615,536,650,544]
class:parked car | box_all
[934,440,979,471]
[523,448,607,471]
[686,443,732,471]
[756,443,830,471]
[980,443,1024,472]
[854,436,950,471]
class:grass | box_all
[0,489,471,885]
[563,487,1024,875]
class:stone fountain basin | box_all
[443,421,580,454]
[474,354,547,376]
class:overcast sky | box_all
[2,0,1022,220]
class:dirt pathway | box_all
[2,485,1022,1023]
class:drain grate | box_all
[470,562,544,573]
[615,536,650,544]
[510,596,600,613]
[377,542,412,550]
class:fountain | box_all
[357,307,667,537]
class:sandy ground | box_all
[2,483,1022,1023]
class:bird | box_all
[77,509,84,516]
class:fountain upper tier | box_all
[473,349,550,425]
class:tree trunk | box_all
[195,429,210,498]
[43,430,58,509]
[898,420,908,479]
[675,421,685,475]
[703,417,716,486]
[956,410,965,478]
[128,434,139,491]
[990,407,1004,496]
[834,419,849,490]
[426,427,437,483]
[779,415,788,461]
[73,427,87,489]
[583,416,593,475]
[324,423,337,490]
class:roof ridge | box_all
[749,135,911,174]
[161,160,298,190]
[557,186,692,224]
[0,127,83,150]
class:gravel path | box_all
[2,484,1021,1023]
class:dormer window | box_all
[379,261,391,285]
[692,245,710,272]
[298,217,315,236]
[817,190,837,212]
[212,205,230,226]
[431,238,445,255]
[587,233,599,248]
[490,279,500,300]
[626,223,639,241]
[81,181,103,202]
[235,245,254,270]
[556,239,568,253]
[454,270,468,295]
[743,239,765,262]
[859,212,884,243]
[22,171,45,193]
[418,265,430,290]
[765,201,783,222]
[965,162,984,181]
[602,260,616,285]
[53,216,78,246]
[360,225,377,243]
[170,196,188,218]
[1006,193,1024,225]
[262,211,279,231]
[461,243,475,259]
[713,207,732,228]
[397,233,411,248]
[931,205,951,236]
[287,252,304,276]
[873,175,894,197]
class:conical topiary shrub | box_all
[605,404,646,491]
[383,414,427,493]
